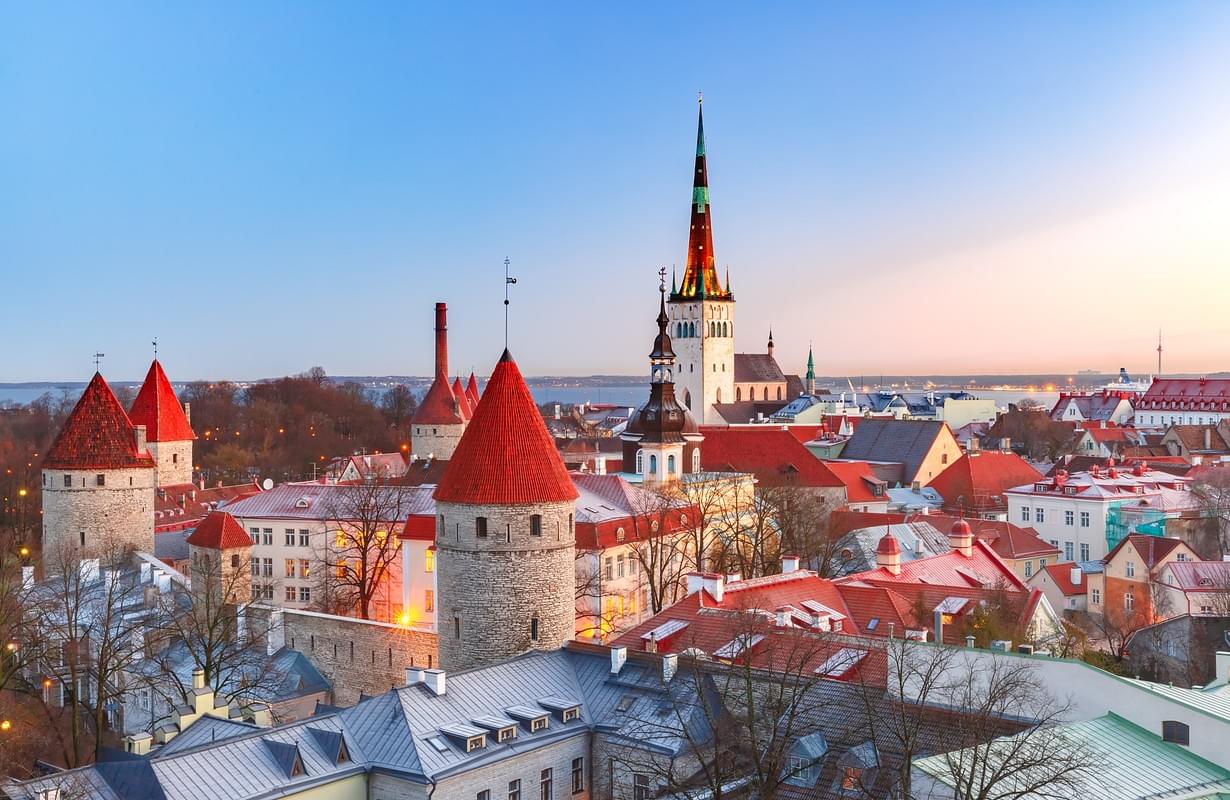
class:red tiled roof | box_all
[43,373,157,471]
[434,350,579,505]
[128,359,196,442]
[843,538,1027,591]
[452,377,473,421]
[153,481,264,531]
[823,460,886,504]
[412,369,464,426]
[1085,426,1134,443]
[1037,563,1085,596]
[928,452,1042,514]
[698,427,844,488]
[185,511,253,550]
[402,514,437,541]
[466,373,481,408]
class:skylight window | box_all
[616,695,637,713]
[866,618,879,631]
[427,736,450,753]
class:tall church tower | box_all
[433,349,578,672]
[668,97,734,424]
[623,274,703,484]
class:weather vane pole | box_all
[92,352,105,371]
[659,266,667,293]
[504,257,517,349]
[152,337,158,359]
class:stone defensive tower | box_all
[128,359,196,487]
[41,372,156,568]
[433,349,578,672]
[186,510,253,611]
[411,302,467,460]
[669,97,735,424]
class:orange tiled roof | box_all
[434,350,578,505]
[43,373,157,471]
[928,452,1042,513]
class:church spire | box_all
[806,344,816,395]
[675,96,729,300]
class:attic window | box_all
[531,717,548,732]
[616,695,636,713]
[866,618,879,632]
[563,707,579,722]
[1162,720,1190,745]
[296,497,312,508]
[498,726,516,742]
[616,527,626,542]
[427,736,450,753]
[466,735,486,752]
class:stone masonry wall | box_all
[41,466,155,568]
[436,499,576,672]
[147,439,193,487]
[412,424,464,461]
[435,734,590,800]
[262,607,438,705]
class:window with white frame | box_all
[1091,588,1101,604]
[1126,561,1135,578]
[1064,510,1074,526]
[1080,511,1090,527]
[1080,543,1090,561]
[1035,508,1045,523]
[1021,507,1029,522]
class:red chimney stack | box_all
[434,302,448,378]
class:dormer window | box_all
[563,707,579,722]
[466,735,486,752]
[498,727,516,742]
[532,717,548,732]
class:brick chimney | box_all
[434,302,449,378]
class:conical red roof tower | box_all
[129,359,196,442]
[44,373,156,470]
[466,372,481,408]
[451,377,473,421]
[434,350,578,505]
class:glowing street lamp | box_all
[0,720,11,732]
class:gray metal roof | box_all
[839,419,950,484]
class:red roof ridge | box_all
[452,377,473,421]
[128,359,196,442]
[434,350,579,505]
[44,373,157,470]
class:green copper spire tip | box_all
[696,101,705,158]
[670,266,677,295]
[806,346,815,380]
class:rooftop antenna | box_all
[92,352,105,371]
[503,256,517,349]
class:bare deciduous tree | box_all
[317,476,414,620]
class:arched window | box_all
[736,387,742,401]
[692,449,701,472]
[649,454,658,474]
[723,322,729,337]
[635,450,644,474]
[777,386,783,400]
[716,388,722,403]
[667,454,676,474]
[1162,720,1189,745]
[684,390,692,408]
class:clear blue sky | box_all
[4,3,1230,382]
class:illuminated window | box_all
[285,559,296,578]
[335,531,347,549]
[426,549,435,573]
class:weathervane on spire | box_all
[152,337,158,359]
[698,90,703,106]
[504,257,517,348]
[659,266,667,293]
[92,352,105,371]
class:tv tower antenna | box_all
[1157,329,1163,376]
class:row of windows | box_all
[1142,414,1226,426]
[475,759,584,800]
[50,473,136,488]
[1020,507,1091,528]
[604,553,639,580]
[674,320,733,339]
[442,514,573,541]
[634,449,701,475]
[735,385,784,402]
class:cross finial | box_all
[698,90,703,105]
[152,337,158,359]
[92,352,105,371]
[658,266,667,293]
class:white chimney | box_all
[424,668,446,696]
[610,646,628,675]
[405,667,426,686]
[686,572,705,596]
[701,574,725,603]
[134,423,148,454]
[265,609,285,656]
[775,607,793,628]
[662,653,678,683]
[1069,566,1082,586]
[1213,652,1230,688]
[781,555,800,574]
[183,402,191,425]
[192,668,205,690]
